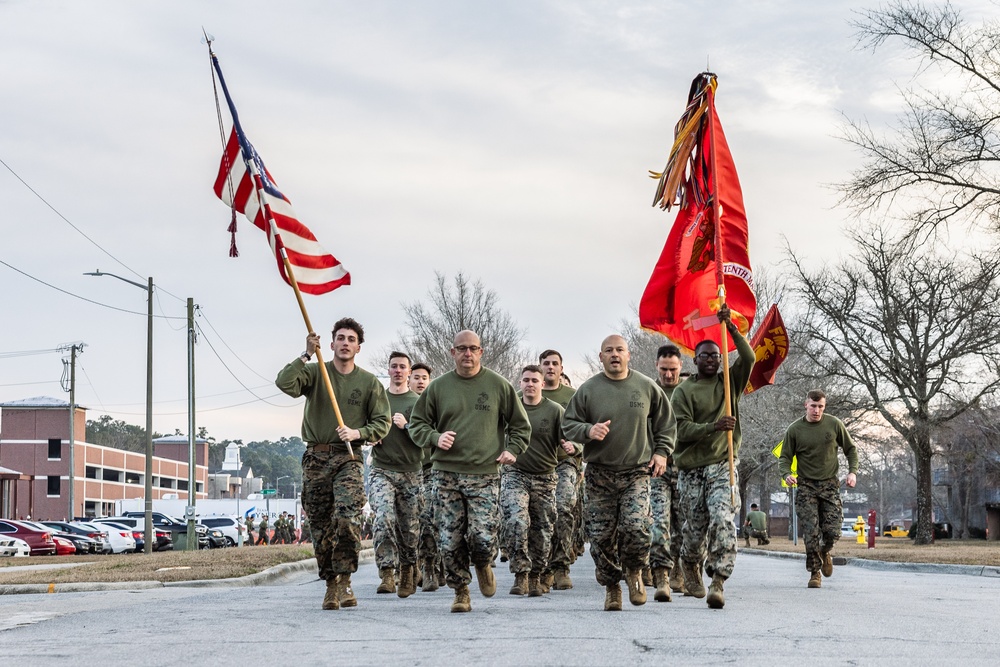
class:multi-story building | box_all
[0,397,207,520]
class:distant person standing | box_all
[780,390,858,589]
[743,504,770,546]
[408,330,531,613]
[246,515,256,547]
[276,317,391,611]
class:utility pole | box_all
[61,343,85,520]
[186,298,198,550]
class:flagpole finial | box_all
[201,27,215,51]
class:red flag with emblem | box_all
[745,304,788,393]
[639,73,755,354]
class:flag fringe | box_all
[650,74,717,211]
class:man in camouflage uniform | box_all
[501,365,571,597]
[299,515,312,544]
[563,335,676,611]
[538,350,580,592]
[780,390,858,588]
[245,514,255,547]
[672,306,754,609]
[369,351,423,598]
[409,330,531,613]
[276,317,391,611]
[647,344,685,601]
[257,515,269,546]
[408,363,442,591]
[743,503,769,547]
[274,513,287,544]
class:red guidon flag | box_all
[211,56,350,296]
[745,304,788,393]
[639,73,755,354]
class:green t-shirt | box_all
[780,414,858,480]
[275,358,391,454]
[372,390,422,472]
[671,330,755,470]
[746,510,767,532]
[562,370,676,471]
[409,367,531,475]
[513,398,564,475]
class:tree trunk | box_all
[912,442,934,545]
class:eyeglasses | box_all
[696,352,721,361]
[454,345,482,353]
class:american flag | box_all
[211,57,350,296]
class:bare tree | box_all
[790,228,1000,544]
[841,1,1000,235]
[391,271,530,381]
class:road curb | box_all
[0,549,375,596]
[742,548,1000,577]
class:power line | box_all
[196,321,290,407]
[0,348,62,359]
[196,307,273,382]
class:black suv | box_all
[121,511,209,549]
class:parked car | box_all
[93,517,173,552]
[40,521,111,554]
[78,521,135,554]
[199,516,243,546]
[92,520,145,552]
[19,521,99,555]
[881,523,910,538]
[0,519,57,556]
[121,511,209,549]
[0,536,31,557]
[52,535,77,556]
[841,520,861,538]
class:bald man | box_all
[408,330,531,613]
[562,335,676,611]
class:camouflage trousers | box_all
[368,467,422,570]
[301,449,365,581]
[585,464,651,586]
[649,468,680,570]
[418,467,441,570]
[573,465,586,557]
[548,461,580,571]
[435,470,501,588]
[796,477,843,573]
[678,460,741,580]
[500,467,557,575]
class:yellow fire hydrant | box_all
[853,515,866,544]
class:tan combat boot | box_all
[337,574,357,608]
[625,569,647,606]
[421,562,439,592]
[322,580,339,610]
[652,567,672,602]
[398,564,415,598]
[540,571,554,593]
[668,565,685,593]
[509,572,527,596]
[377,567,396,594]
[527,573,543,597]
[808,571,822,588]
[642,567,653,587]
[821,551,834,577]
[553,567,573,590]
[475,563,496,597]
[604,583,623,611]
[451,584,472,613]
[682,561,706,598]
[706,574,726,609]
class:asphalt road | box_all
[1,551,998,666]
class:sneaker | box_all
[322,580,339,610]
[451,584,472,613]
[553,567,573,590]
[475,563,496,597]
[808,571,822,588]
[625,569,647,606]
[604,583,622,611]
[821,551,834,578]
[706,575,725,609]
[377,567,395,594]
[337,574,357,608]
[509,572,527,596]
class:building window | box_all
[178,480,189,491]
[160,478,175,489]
[196,482,204,493]
[48,438,62,460]
[124,471,141,485]
[86,466,99,479]
[102,469,123,483]
[47,476,61,496]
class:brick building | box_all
[0,397,207,520]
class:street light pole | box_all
[85,270,154,555]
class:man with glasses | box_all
[276,317,391,611]
[562,334,676,611]
[671,306,755,609]
[408,330,531,613]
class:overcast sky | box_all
[1,0,987,442]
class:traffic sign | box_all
[261,489,276,496]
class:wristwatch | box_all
[300,351,312,362]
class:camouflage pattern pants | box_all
[585,464,651,586]
[649,470,678,569]
[435,470,500,588]
[678,460,741,579]
[418,467,440,570]
[500,467,557,575]
[796,476,843,572]
[573,466,586,557]
[369,467,422,570]
[548,460,580,571]
[301,449,365,581]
